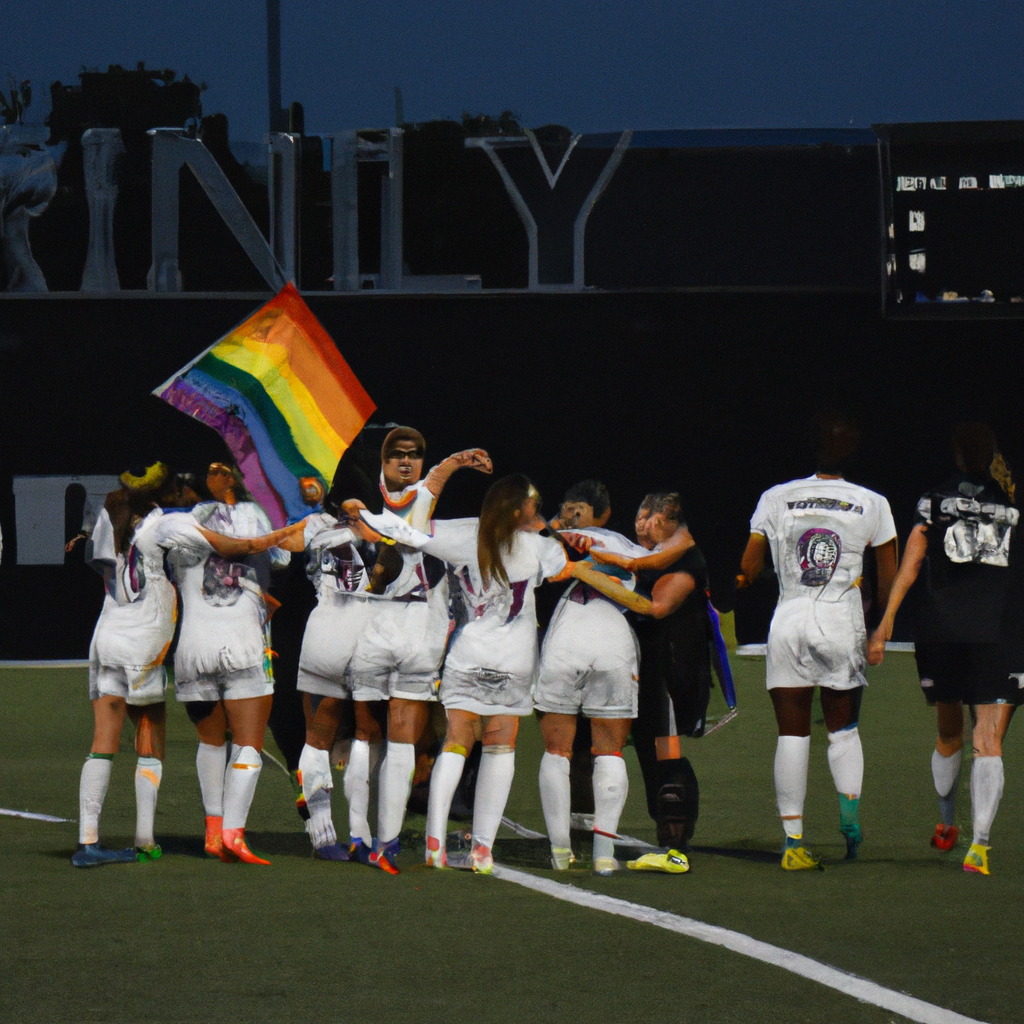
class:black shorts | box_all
[915,641,1024,706]
[636,634,712,739]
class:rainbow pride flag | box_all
[153,283,375,526]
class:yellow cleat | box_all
[963,843,991,875]
[781,845,822,871]
[627,850,690,874]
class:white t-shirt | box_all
[750,476,896,607]
[379,477,440,599]
[423,519,567,679]
[302,513,371,598]
[557,527,640,612]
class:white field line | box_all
[492,866,986,1024]
[1,808,73,823]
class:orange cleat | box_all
[220,827,270,865]
[931,824,959,851]
[205,815,224,857]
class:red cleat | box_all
[220,828,271,865]
[205,815,224,857]
[931,824,959,851]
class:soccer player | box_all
[869,424,1019,874]
[738,413,897,869]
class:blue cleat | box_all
[370,837,400,875]
[313,842,351,861]
[71,843,138,868]
[349,839,374,866]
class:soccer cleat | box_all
[963,843,990,875]
[204,815,224,857]
[294,770,310,822]
[71,843,138,868]
[931,824,959,852]
[840,823,862,861]
[370,838,400,875]
[593,857,621,876]
[220,828,270,865]
[781,844,822,871]
[136,844,162,863]
[627,850,690,874]
[313,841,350,861]
[349,839,374,866]
[425,838,447,868]
[550,846,575,871]
[469,844,493,875]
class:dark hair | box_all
[639,491,685,526]
[951,422,997,476]
[562,479,610,519]
[207,462,252,503]
[478,474,540,587]
[381,426,426,461]
[815,410,861,476]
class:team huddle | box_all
[72,415,1022,877]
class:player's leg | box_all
[932,701,964,850]
[537,711,577,869]
[590,716,632,874]
[425,708,480,866]
[469,715,520,873]
[820,685,864,860]
[769,686,817,869]
[298,695,350,859]
[345,698,386,863]
[964,702,1015,875]
[220,694,274,864]
[127,699,166,860]
[189,700,229,856]
[73,690,137,867]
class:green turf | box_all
[1,657,1020,1023]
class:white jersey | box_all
[378,476,439,599]
[751,476,896,690]
[424,520,567,680]
[302,513,370,598]
[558,527,641,610]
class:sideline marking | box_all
[1,808,73,823]
[493,865,986,1024]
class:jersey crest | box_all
[798,528,842,587]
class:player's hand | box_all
[343,500,382,542]
[449,448,492,474]
[866,626,887,666]
[589,548,632,571]
[561,532,596,553]
[65,533,86,553]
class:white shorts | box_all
[297,595,374,700]
[440,666,534,717]
[766,597,867,691]
[174,665,274,702]
[349,598,447,701]
[89,664,167,706]
[534,598,639,718]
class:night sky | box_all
[5,0,1024,142]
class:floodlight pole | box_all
[267,0,287,132]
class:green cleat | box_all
[627,850,690,874]
[136,844,162,863]
[550,846,575,871]
[963,843,991,875]
[592,857,621,876]
[841,823,862,860]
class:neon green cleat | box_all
[627,850,690,874]
[136,844,162,863]
[550,846,575,871]
[963,843,991,875]
[592,857,621,876]
[469,846,493,875]
[781,845,822,871]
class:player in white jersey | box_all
[169,462,293,866]
[73,467,294,867]
[738,414,897,869]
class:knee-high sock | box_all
[970,755,1004,845]
[539,752,572,852]
[426,750,466,848]
[222,744,262,831]
[300,744,336,849]
[826,726,863,798]
[932,747,962,827]
[775,735,811,839]
[472,748,516,853]
[134,757,162,848]
[344,739,372,844]
[378,741,417,844]
[78,755,113,845]
[196,742,227,817]
[592,754,628,862]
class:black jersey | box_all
[913,474,1018,644]
[631,545,710,649]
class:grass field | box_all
[2,654,1021,1024]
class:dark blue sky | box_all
[7,0,1024,141]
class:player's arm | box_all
[423,449,493,498]
[736,532,768,590]
[867,525,925,665]
[588,526,695,573]
[568,563,695,619]
[196,521,307,557]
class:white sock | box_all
[592,754,628,862]
[196,742,227,817]
[300,744,336,848]
[826,726,863,797]
[775,735,811,838]
[970,755,1004,845]
[538,751,572,852]
[134,757,162,848]
[79,755,112,845]
[378,741,417,844]
[222,744,262,831]
[426,750,466,848]
[932,747,962,826]
[344,739,372,844]
[472,748,515,852]
[307,789,337,848]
